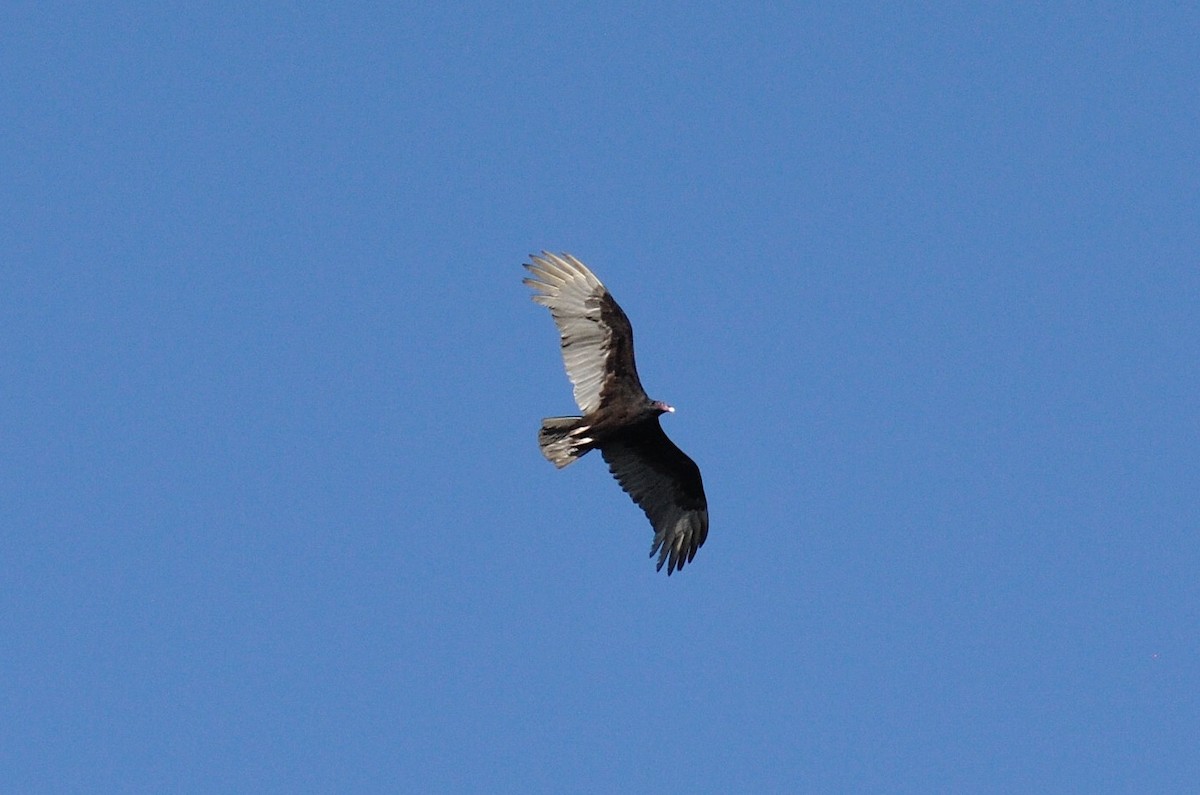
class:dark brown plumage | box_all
[524,252,708,574]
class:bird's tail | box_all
[537,416,594,468]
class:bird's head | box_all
[652,400,675,415]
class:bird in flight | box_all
[524,252,708,574]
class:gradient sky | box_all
[3,3,1198,791]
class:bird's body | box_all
[524,252,708,574]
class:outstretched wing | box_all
[600,419,709,574]
[524,252,647,414]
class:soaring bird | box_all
[524,252,708,574]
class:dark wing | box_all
[524,252,648,414]
[600,419,709,574]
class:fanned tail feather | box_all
[537,417,594,468]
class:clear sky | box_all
[3,3,1198,792]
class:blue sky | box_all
[3,3,1198,791]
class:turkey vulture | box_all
[524,252,708,574]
